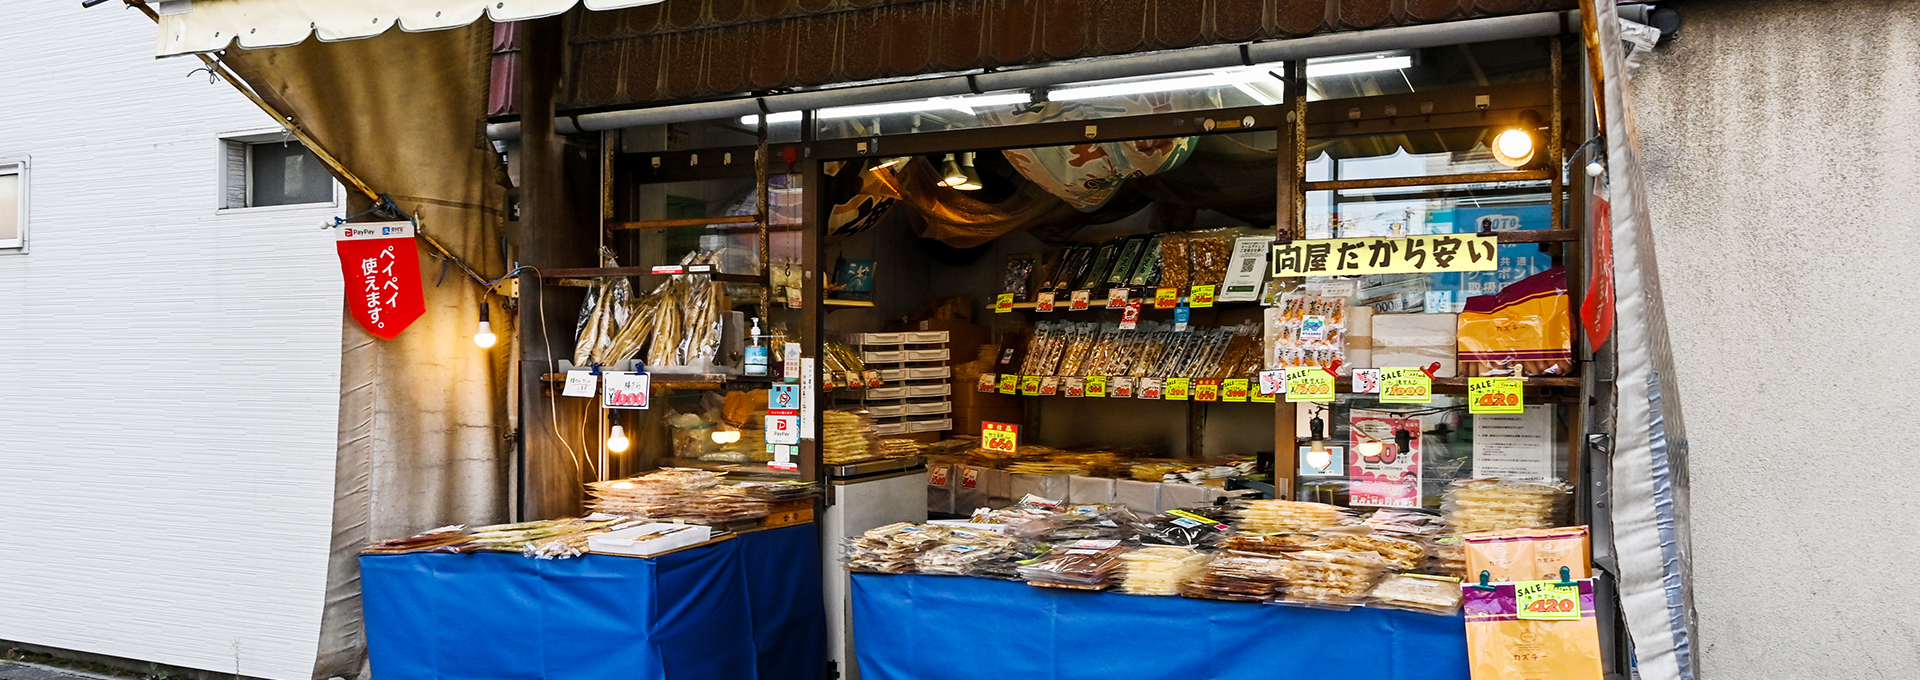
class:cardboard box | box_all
[1371,312,1458,377]
[1114,480,1162,515]
[1069,476,1115,504]
[588,523,713,557]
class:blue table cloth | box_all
[851,573,1468,680]
[361,524,824,680]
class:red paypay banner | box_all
[335,221,426,340]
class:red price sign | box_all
[1104,288,1127,309]
[1194,378,1220,402]
[1154,287,1178,309]
[1119,299,1142,329]
[1073,290,1093,311]
[1036,292,1057,313]
[981,421,1020,454]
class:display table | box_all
[361,524,824,680]
[851,573,1467,680]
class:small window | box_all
[220,136,336,209]
[0,160,23,251]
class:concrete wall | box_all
[1631,2,1920,677]
[0,5,343,680]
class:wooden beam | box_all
[610,215,760,230]
[1304,169,1552,192]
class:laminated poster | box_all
[1471,405,1553,482]
[1348,415,1421,508]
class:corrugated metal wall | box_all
[0,5,342,680]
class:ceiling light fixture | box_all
[953,152,984,191]
[1306,54,1415,78]
[740,93,1030,126]
[939,154,968,187]
[1491,111,1546,169]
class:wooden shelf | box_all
[823,299,875,307]
[539,373,774,392]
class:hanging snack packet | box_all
[1464,580,1604,680]
[1458,267,1574,377]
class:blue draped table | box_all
[851,573,1467,680]
[361,524,824,680]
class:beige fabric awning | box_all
[152,0,659,56]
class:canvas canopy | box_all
[151,0,659,56]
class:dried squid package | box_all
[821,409,879,465]
[1117,546,1211,596]
[1233,499,1354,533]
[1368,573,1464,614]
[1442,478,1570,534]
[1182,553,1288,602]
[1132,508,1233,548]
[1017,539,1127,589]
[1272,550,1393,607]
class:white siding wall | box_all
[0,6,342,680]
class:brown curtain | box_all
[220,24,512,680]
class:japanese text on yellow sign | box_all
[1285,366,1335,402]
[1515,580,1582,621]
[1272,233,1498,277]
[1164,377,1191,400]
[1085,376,1108,398]
[981,421,1020,454]
[1468,377,1526,414]
[997,374,1018,395]
[1379,367,1433,404]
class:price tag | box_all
[863,370,882,388]
[1222,378,1249,402]
[961,466,982,488]
[843,370,863,387]
[1036,291,1057,313]
[1379,367,1433,404]
[928,465,950,487]
[1072,289,1093,311]
[1119,299,1142,329]
[1194,379,1220,402]
[998,373,1018,395]
[1020,375,1043,396]
[1258,369,1286,395]
[1154,287,1178,309]
[1284,367,1335,403]
[1112,376,1135,398]
[1165,377,1191,401]
[1173,299,1190,332]
[602,372,652,410]
[1085,376,1108,398]
[1190,284,1217,308]
[1063,377,1086,397]
[1515,580,1583,621]
[561,370,599,398]
[994,293,1016,313]
[1039,376,1060,396]
[1105,288,1127,309]
[1251,388,1277,403]
[978,373,999,392]
[1352,368,1382,394]
[786,286,803,308]
[1138,378,1164,400]
[981,421,1020,454]
[1469,377,1527,414]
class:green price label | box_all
[1284,367,1335,402]
[1514,580,1582,621]
[1468,377,1526,414]
[1379,367,1433,404]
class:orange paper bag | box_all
[1464,580,1604,680]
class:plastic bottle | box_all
[744,317,769,377]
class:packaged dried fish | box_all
[1132,508,1233,548]
[1186,229,1235,287]
[1107,237,1149,286]
[1051,246,1094,293]
[1118,546,1211,596]
[1076,240,1123,291]
[1234,499,1354,533]
[1002,254,1038,300]
[1267,287,1349,371]
[1272,550,1394,607]
[1158,234,1192,290]
[1441,478,1570,534]
[1368,573,1464,614]
[1183,553,1288,602]
[1128,235,1166,288]
[1017,539,1128,589]
[822,409,879,465]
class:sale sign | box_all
[1515,580,1583,621]
[981,421,1019,454]
[1379,367,1433,404]
[1469,377,1526,414]
[335,221,424,340]
[1284,366,1335,402]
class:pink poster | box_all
[1348,415,1422,508]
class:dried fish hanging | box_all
[572,247,633,366]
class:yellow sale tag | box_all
[1222,379,1250,402]
[1194,379,1220,402]
[994,293,1015,313]
[1469,377,1526,414]
[981,421,1020,454]
[1085,376,1108,398]
[1165,377,1191,400]
[997,373,1018,395]
[1251,389,1276,403]
[1190,285,1216,308]
[1285,367,1335,402]
[1379,367,1433,404]
[1515,580,1582,621]
[1154,287,1178,309]
[1020,375,1042,396]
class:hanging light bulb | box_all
[711,426,742,444]
[939,153,967,187]
[606,424,630,453]
[1355,440,1385,462]
[1490,111,1544,169]
[473,302,497,348]
[953,152,984,191]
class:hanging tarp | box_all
[979,98,1197,211]
[1592,3,1699,680]
[152,0,661,56]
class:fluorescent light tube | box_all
[1306,55,1413,77]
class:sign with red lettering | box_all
[335,221,425,340]
[602,372,651,410]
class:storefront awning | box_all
[151,0,661,56]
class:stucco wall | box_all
[0,5,343,680]
[1631,2,1920,677]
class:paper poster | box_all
[1349,414,1421,508]
[1220,235,1275,302]
[1273,233,1499,277]
[1472,405,1554,482]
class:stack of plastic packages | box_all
[1220,532,1329,555]
[822,409,878,465]
[1116,546,1210,596]
[1131,508,1233,548]
[728,480,820,503]
[914,527,1018,576]
[966,541,1051,581]
[1441,478,1570,533]
[1422,536,1467,577]
[1017,539,1128,590]
[1005,504,1139,542]
[1320,530,1430,571]
[586,468,724,519]
[1367,573,1464,614]
[845,523,951,574]
[1183,553,1289,602]
[1233,499,1353,533]
[695,486,771,524]
[1272,550,1394,607]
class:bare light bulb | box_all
[939,154,967,187]
[1355,440,1385,459]
[1304,447,1335,473]
[1585,160,1605,177]
[1491,128,1536,168]
[473,302,497,348]
[711,428,741,444]
[606,424,630,453]
[954,152,984,191]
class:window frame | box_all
[0,157,26,253]
[216,130,342,213]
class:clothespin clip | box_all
[1421,362,1441,379]
[1472,570,1497,591]
[589,363,602,376]
[1555,566,1578,587]
[1322,359,1343,378]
